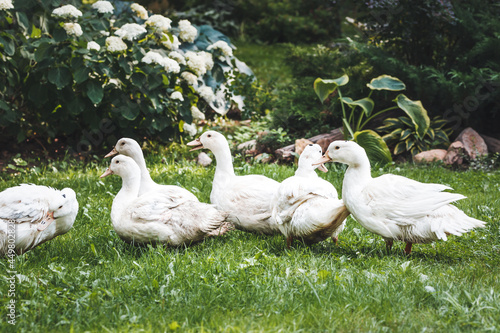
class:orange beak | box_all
[38,211,55,231]
[104,147,118,158]
[186,138,204,151]
[313,154,332,167]
[317,163,328,172]
[100,168,113,178]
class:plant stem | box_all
[360,105,399,130]
[337,89,349,140]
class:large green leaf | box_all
[354,130,392,165]
[313,75,349,103]
[340,97,374,116]
[48,66,72,89]
[367,75,406,91]
[395,94,430,139]
[86,80,104,104]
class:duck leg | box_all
[332,236,338,245]
[404,242,413,255]
[286,236,293,249]
[385,239,393,252]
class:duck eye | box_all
[308,144,313,146]
[319,151,322,154]
[58,205,63,209]
[121,142,125,145]
[116,160,120,164]
[335,146,340,150]
[62,194,66,198]
[207,134,212,138]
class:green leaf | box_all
[395,94,430,139]
[434,130,449,143]
[405,137,415,150]
[340,97,374,116]
[35,43,54,62]
[367,75,406,91]
[400,129,412,141]
[394,141,406,155]
[353,130,392,164]
[120,105,140,121]
[0,36,15,56]
[74,67,91,84]
[16,12,30,32]
[342,118,354,139]
[48,66,72,89]
[313,75,349,103]
[86,80,104,104]
[427,128,435,141]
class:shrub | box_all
[0,0,250,152]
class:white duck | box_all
[101,155,230,246]
[271,144,350,248]
[105,138,198,201]
[316,140,487,254]
[0,184,78,255]
[187,130,281,235]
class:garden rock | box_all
[456,127,488,159]
[197,152,212,167]
[275,128,344,161]
[413,149,447,163]
[479,134,500,153]
[444,141,465,165]
[237,140,258,155]
[295,139,314,156]
[255,153,273,164]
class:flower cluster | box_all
[170,91,184,101]
[207,41,233,57]
[197,86,215,103]
[87,41,101,51]
[161,34,180,50]
[63,23,83,37]
[185,51,214,77]
[181,72,198,86]
[0,0,13,11]
[178,20,197,43]
[146,15,172,32]
[168,51,186,66]
[52,5,82,19]
[115,23,147,41]
[130,3,148,20]
[141,51,180,74]
[92,1,114,14]
[105,36,127,53]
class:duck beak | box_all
[104,147,118,158]
[100,168,113,178]
[38,211,55,231]
[313,154,332,167]
[317,163,328,172]
[186,137,204,151]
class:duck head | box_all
[186,130,227,152]
[299,144,328,172]
[100,155,141,180]
[314,140,368,167]
[104,138,141,158]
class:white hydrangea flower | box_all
[92,1,114,14]
[100,30,110,36]
[170,91,184,101]
[63,23,83,37]
[52,5,82,19]
[207,40,233,57]
[0,0,14,11]
[191,106,205,120]
[168,51,186,65]
[161,33,180,50]
[199,51,214,71]
[146,14,171,32]
[105,36,127,53]
[183,123,197,136]
[142,51,180,74]
[198,86,215,103]
[185,51,212,77]
[142,51,164,64]
[181,72,198,86]
[87,41,101,51]
[130,3,148,20]
[162,57,180,74]
[115,23,147,41]
[178,19,197,43]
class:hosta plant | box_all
[377,116,452,158]
[314,74,432,164]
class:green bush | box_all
[0,0,250,151]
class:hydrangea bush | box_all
[0,0,251,150]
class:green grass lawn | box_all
[1,147,499,332]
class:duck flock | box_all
[0,130,486,257]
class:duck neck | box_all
[111,173,140,224]
[129,149,155,188]
[212,142,235,179]
[342,154,372,198]
[294,167,318,178]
